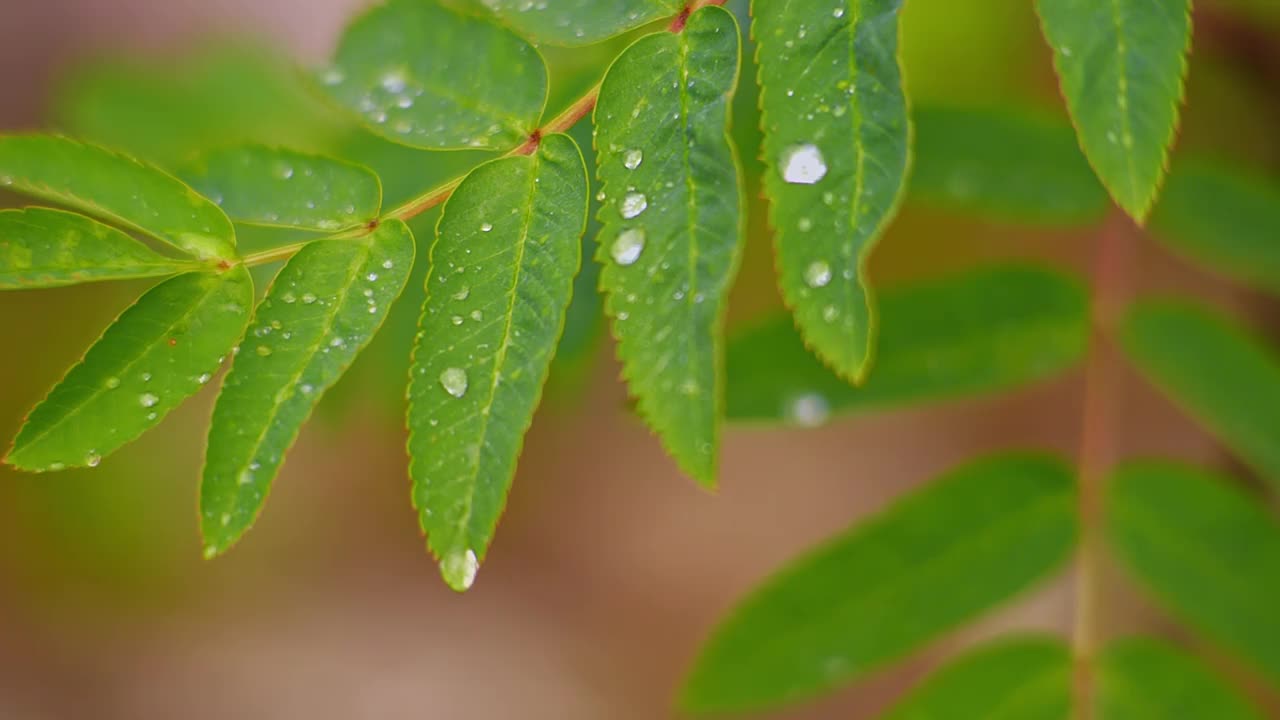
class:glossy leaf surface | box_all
[476,0,681,46]
[727,266,1088,425]
[682,453,1078,714]
[0,208,195,289]
[5,268,253,472]
[201,221,414,557]
[754,0,911,381]
[594,6,743,485]
[1096,637,1262,719]
[407,134,587,591]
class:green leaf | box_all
[0,135,236,260]
[727,265,1089,425]
[1096,636,1263,719]
[681,453,1078,714]
[200,221,415,557]
[1105,462,1280,686]
[181,146,382,232]
[0,208,197,289]
[1036,0,1191,222]
[1148,160,1280,296]
[1120,301,1280,489]
[754,0,912,382]
[910,107,1108,226]
[884,637,1072,720]
[475,0,681,46]
[4,268,253,472]
[594,6,743,486]
[406,133,587,592]
[319,0,548,151]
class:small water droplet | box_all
[382,259,394,269]
[367,272,379,282]
[281,292,297,304]
[623,149,643,170]
[611,228,646,266]
[440,548,479,591]
[451,315,465,326]
[440,367,468,398]
[788,392,830,427]
[256,346,272,357]
[301,293,317,304]
[822,304,839,322]
[197,373,212,385]
[805,261,832,288]
[140,393,159,408]
[620,192,648,219]
[85,451,101,468]
[480,222,493,232]
[453,287,470,301]
[238,470,254,486]
[470,310,483,322]
[104,377,121,389]
[780,144,828,184]
[381,70,407,93]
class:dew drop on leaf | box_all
[804,260,832,288]
[611,228,646,266]
[104,376,121,390]
[440,548,479,591]
[787,392,830,427]
[780,143,827,184]
[623,149,643,170]
[439,367,469,398]
[620,192,648,219]
[139,393,159,408]
[85,451,101,468]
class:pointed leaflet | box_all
[1120,301,1280,490]
[1149,161,1280,296]
[0,135,235,260]
[0,208,197,289]
[475,0,681,46]
[319,0,547,151]
[1105,462,1280,685]
[201,221,414,557]
[727,266,1088,425]
[594,6,743,485]
[754,0,911,382]
[681,453,1078,714]
[1096,637,1263,719]
[910,107,1108,226]
[5,268,252,472]
[884,637,1072,720]
[1037,0,1191,222]
[407,134,587,592]
[182,146,382,232]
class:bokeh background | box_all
[2,1,1278,717]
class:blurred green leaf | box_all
[884,636,1072,720]
[0,135,236,260]
[1036,0,1191,222]
[182,145,382,232]
[1120,300,1280,489]
[5,268,253,472]
[201,221,415,557]
[755,0,911,382]
[407,134,587,592]
[474,0,680,46]
[910,107,1108,226]
[0,208,196,289]
[681,453,1078,714]
[1096,636,1263,719]
[319,0,548,151]
[1149,160,1280,295]
[727,265,1089,425]
[594,6,743,486]
[1105,462,1280,685]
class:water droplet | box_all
[381,70,407,93]
[256,346,272,357]
[321,68,344,85]
[382,259,394,269]
[470,310,483,322]
[623,149,643,170]
[480,222,493,232]
[805,260,832,288]
[238,470,254,486]
[440,367,468,398]
[788,393,830,427]
[85,451,101,468]
[367,272,379,282]
[611,228,646,266]
[221,513,232,527]
[48,462,66,472]
[140,393,159,408]
[299,383,315,395]
[453,287,470,301]
[780,144,828,184]
[822,305,839,322]
[197,373,212,385]
[301,293,317,304]
[281,292,297,304]
[619,192,648,219]
[451,315,465,326]
[141,372,152,382]
[440,548,479,591]
[798,217,813,232]
[104,377,121,389]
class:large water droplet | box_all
[140,393,159,408]
[440,548,479,591]
[440,367,468,398]
[620,192,648,219]
[780,144,827,184]
[611,229,646,266]
[787,392,830,427]
[805,260,832,288]
[623,149,643,170]
[85,451,102,468]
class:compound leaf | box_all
[1036,0,1191,222]
[594,5,743,486]
[1096,636,1263,719]
[319,0,547,151]
[754,0,911,382]
[182,146,382,232]
[475,0,681,46]
[0,135,236,260]
[681,453,1078,714]
[1120,301,1280,490]
[407,133,587,592]
[1149,161,1280,296]
[201,220,415,557]
[0,208,197,289]
[1105,462,1280,686]
[4,267,253,472]
[910,107,1108,226]
[727,265,1088,425]
[884,637,1072,720]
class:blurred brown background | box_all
[1,1,1277,718]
